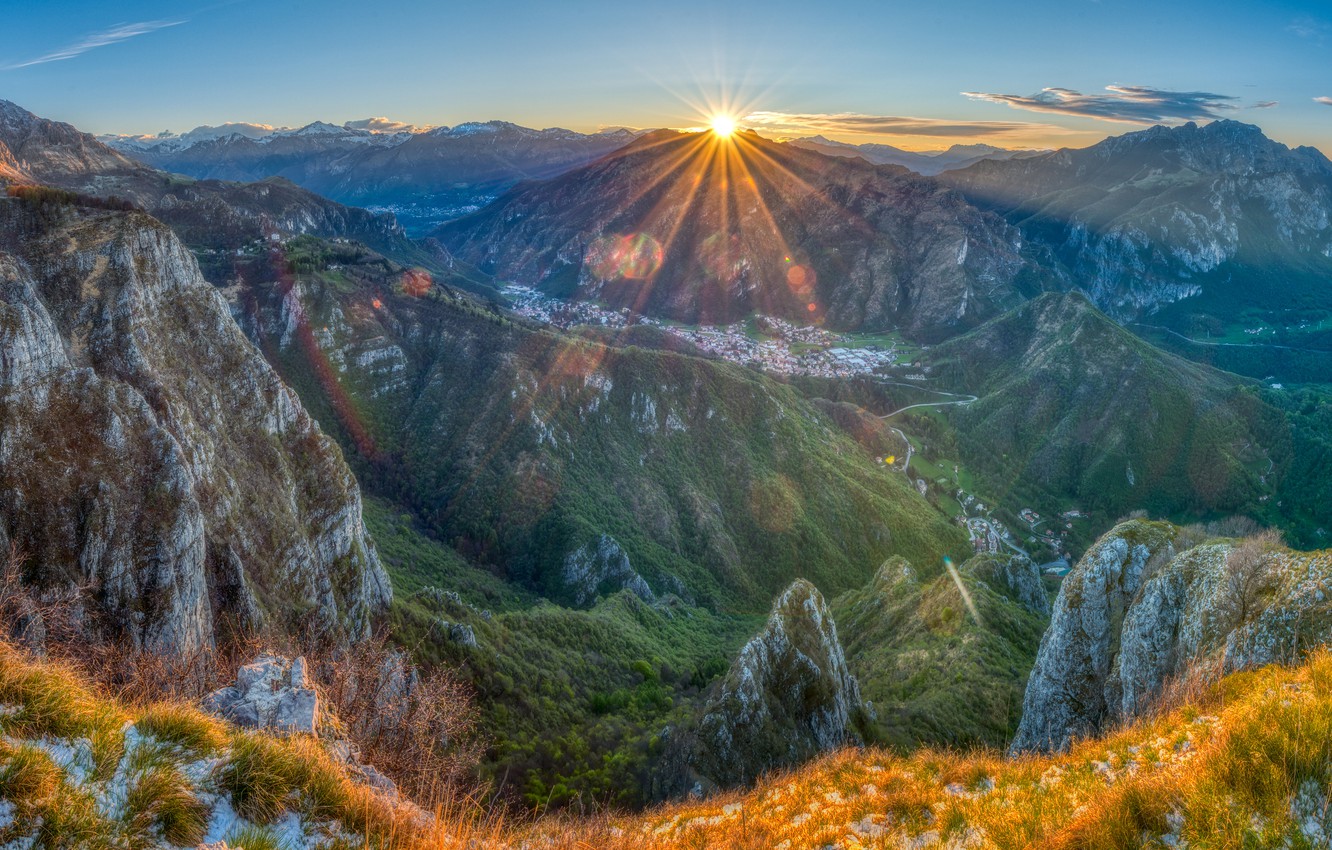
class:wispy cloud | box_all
[962,85,1253,125]
[741,111,1051,138]
[5,20,184,70]
[343,117,431,134]
[1288,16,1328,41]
[1316,97,1332,106]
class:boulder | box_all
[204,655,322,735]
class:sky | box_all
[3,0,1332,153]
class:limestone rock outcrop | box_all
[690,579,867,790]
[0,200,389,652]
[561,534,654,607]
[1011,520,1332,754]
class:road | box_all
[877,390,978,419]
[1131,322,1332,356]
[885,424,913,471]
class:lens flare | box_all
[943,557,983,626]
[401,268,432,297]
[587,232,664,280]
[710,114,738,137]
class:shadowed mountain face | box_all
[436,129,1048,340]
[941,120,1332,324]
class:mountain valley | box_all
[1,81,1331,850]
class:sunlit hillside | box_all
[3,636,1330,849]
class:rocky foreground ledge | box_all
[0,643,429,849]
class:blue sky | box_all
[4,0,1331,151]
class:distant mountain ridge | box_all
[786,135,1047,175]
[0,99,453,277]
[102,117,645,232]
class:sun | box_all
[710,114,738,138]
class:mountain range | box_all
[786,135,1046,175]
[3,96,1332,820]
[436,128,1046,340]
[102,118,641,234]
[940,120,1332,337]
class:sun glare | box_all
[710,114,738,137]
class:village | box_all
[502,285,902,378]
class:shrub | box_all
[1221,529,1284,629]
[215,733,301,824]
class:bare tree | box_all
[1222,529,1283,629]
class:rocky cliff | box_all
[1011,520,1332,753]
[0,198,388,652]
[689,579,866,790]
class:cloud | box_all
[741,111,1050,138]
[1288,16,1328,40]
[4,20,184,70]
[1316,97,1332,106]
[343,117,430,134]
[962,85,1252,125]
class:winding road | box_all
[875,386,978,419]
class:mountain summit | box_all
[941,119,1332,322]
[437,129,1044,339]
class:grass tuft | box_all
[122,756,210,847]
[226,823,291,850]
[135,702,228,756]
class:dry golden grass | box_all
[3,628,1330,850]
[485,649,1332,850]
[0,640,434,848]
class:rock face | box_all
[205,655,322,734]
[561,534,654,607]
[0,199,389,652]
[691,579,866,790]
[979,552,1050,617]
[1011,520,1332,754]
